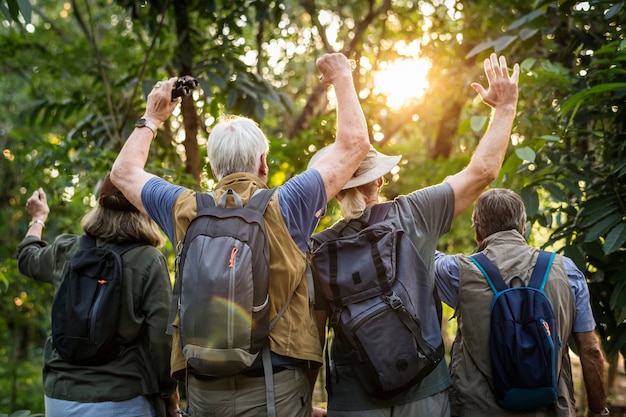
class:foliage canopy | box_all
[1,0,624,413]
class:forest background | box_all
[0,0,624,415]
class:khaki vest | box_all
[450,231,576,417]
[169,173,322,379]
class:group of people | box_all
[16,52,609,417]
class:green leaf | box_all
[540,60,569,75]
[494,36,517,53]
[520,58,537,73]
[610,279,626,310]
[506,8,544,31]
[538,135,560,142]
[563,245,586,271]
[465,40,495,59]
[0,3,11,21]
[470,116,487,132]
[519,28,539,41]
[584,214,623,242]
[579,204,618,228]
[542,182,569,204]
[560,82,626,117]
[604,2,624,19]
[17,0,31,23]
[604,223,626,255]
[515,146,536,163]
[521,187,539,217]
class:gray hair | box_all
[472,188,527,241]
[207,116,269,180]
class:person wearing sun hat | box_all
[15,174,179,417]
[309,53,520,416]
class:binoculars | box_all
[172,76,199,100]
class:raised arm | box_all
[24,188,50,240]
[445,53,520,217]
[310,53,370,202]
[110,77,180,213]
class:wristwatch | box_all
[588,408,610,417]
[135,118,157,138]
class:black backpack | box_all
[309,203,444,399]
[51,234,140,365]
[471,251,559,410]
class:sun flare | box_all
[373,58,431,110]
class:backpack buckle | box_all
[330,309,342,327]
[386,293,403,309]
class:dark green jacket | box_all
[16,234,177,407]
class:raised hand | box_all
[472,53,520,110]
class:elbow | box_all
[110,162,131,188]
[580,341,604,360]
[356,132,370,156]
[473,163,499,188]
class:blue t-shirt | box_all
[140,169,327,253]
[434,251,596,333]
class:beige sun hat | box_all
[308,144,402,190]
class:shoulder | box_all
[279,169,325,200]
[142,177,187,211]
[123,244,167,268]
[122,245,168,279]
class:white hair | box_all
[207,116,269,180]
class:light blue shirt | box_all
[434,250,596,333]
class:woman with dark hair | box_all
[15,175,179,417]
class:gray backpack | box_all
[309,203,444,399]
[168,188,280,376]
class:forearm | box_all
[574,331,607,413]
[473,105,517,176]
[332,74,369,154]
[110,128,155,213]
[580,350,606,412]
[447,105,516,216]
[111,78,178,211]
[317,73,370,200]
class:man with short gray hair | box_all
[111,53,370,416]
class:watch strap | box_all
[135,118,158,137]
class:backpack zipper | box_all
[228,247,239,348]
[89,278,107,341]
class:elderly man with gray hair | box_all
[111,53,370,416]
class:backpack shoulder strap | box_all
[81,233,97,249]
[313,201,393,245]
[245,187,277,213]
[470,253,508,293]
[81,233,141,256]
[196,191,217,211]
[311,227,339,246]
[367,201,393,225]
[528,251,555,290]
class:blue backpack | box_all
[470,251,560,411]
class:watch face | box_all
[136,118,147,127]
